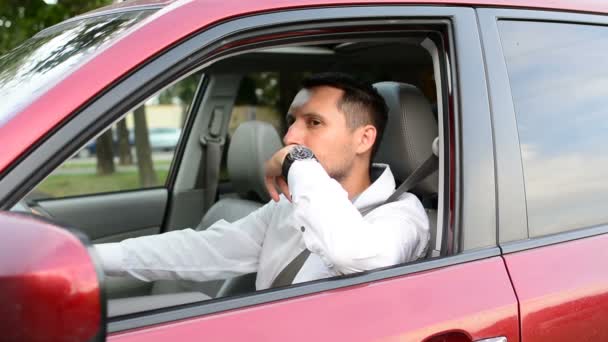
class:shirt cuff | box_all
[94,243,126,276]
[287,159,329,197]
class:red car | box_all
[2,1,608,341]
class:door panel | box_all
[35,189,169,299]
[108,257,518,342]
[504,234,608,341]
[34,188,167,242]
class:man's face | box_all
[284,86,358,181]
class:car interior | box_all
[16,30,451,317]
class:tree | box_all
[157,72,202,127]
[133,106,158,187]
[96,129,115,175]
[116,118,133,165]
[0,0,112,56]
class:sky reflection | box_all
[499,20,608,236]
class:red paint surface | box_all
[504,234,608,341]
[109,257,518,342]
[2,0,608,173]
[0,213,102,341]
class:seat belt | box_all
[384,152,438,203]
[271,138,440,288]
[199,107,226,213]
[271,249,311,288]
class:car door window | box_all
[499,20,608,237]
[31,72,202,199]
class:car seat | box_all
[151,120,282,297]
[373,82,440,258]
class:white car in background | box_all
[129,127,181,152]
[148,127,182,151]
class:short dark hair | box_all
[301,72,388,159]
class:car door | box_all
[479,8,608,341]
[93,5,515,342]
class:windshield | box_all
[0,9,157,126]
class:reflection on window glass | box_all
[32,72,202,199]
[499,20,608,236]
[0,9,156,126]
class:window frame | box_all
[0,5,495,331]
[478,7,608,252]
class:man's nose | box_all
[283,123,303,146]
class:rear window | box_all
[0,9,156,126]
[499,20,608,237]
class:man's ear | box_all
[355,124,377,155]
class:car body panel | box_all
[1,0,607,340]
[108,257,518,341]
[2,0,608,174]
[503,234,608,341]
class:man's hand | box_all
[264,145,294,202]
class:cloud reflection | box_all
[499,20,608,236]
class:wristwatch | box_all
[281,145,317,182]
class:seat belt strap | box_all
[202,141,222,212]
[271,249,311,288]
[384,153,438,204]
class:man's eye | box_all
[308,119,321,126]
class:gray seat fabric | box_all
[227,120,283,203]
[373,82,439,257]
[151,121,282,297]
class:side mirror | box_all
[0,212,106,341]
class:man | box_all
[96,72,429,290]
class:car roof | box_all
[85,0,608,17]
[2,0,608,173]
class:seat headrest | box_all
[227,121,283,202]
[373,82,438,196]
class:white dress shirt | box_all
[96,160,429,290]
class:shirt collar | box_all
[352,163,396,213]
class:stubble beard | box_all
[327,154,355,184]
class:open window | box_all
[112,28,452,315]
[13,16,456,324]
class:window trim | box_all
[478,7,608,249]
[0,4,493,331]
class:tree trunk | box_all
[116,118,133,165]
[133,106,158,187]
[96,129,115,175]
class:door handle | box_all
[475,337,507,342]
[424,332,507,342]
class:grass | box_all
[36,170,169,198]
[59,159,172,170]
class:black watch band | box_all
[281,145,316,182]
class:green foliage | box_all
[0,0,112,55]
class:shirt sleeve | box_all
[288,159,429,275]
[94,200,274,282]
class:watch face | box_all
[290,145,314,160]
